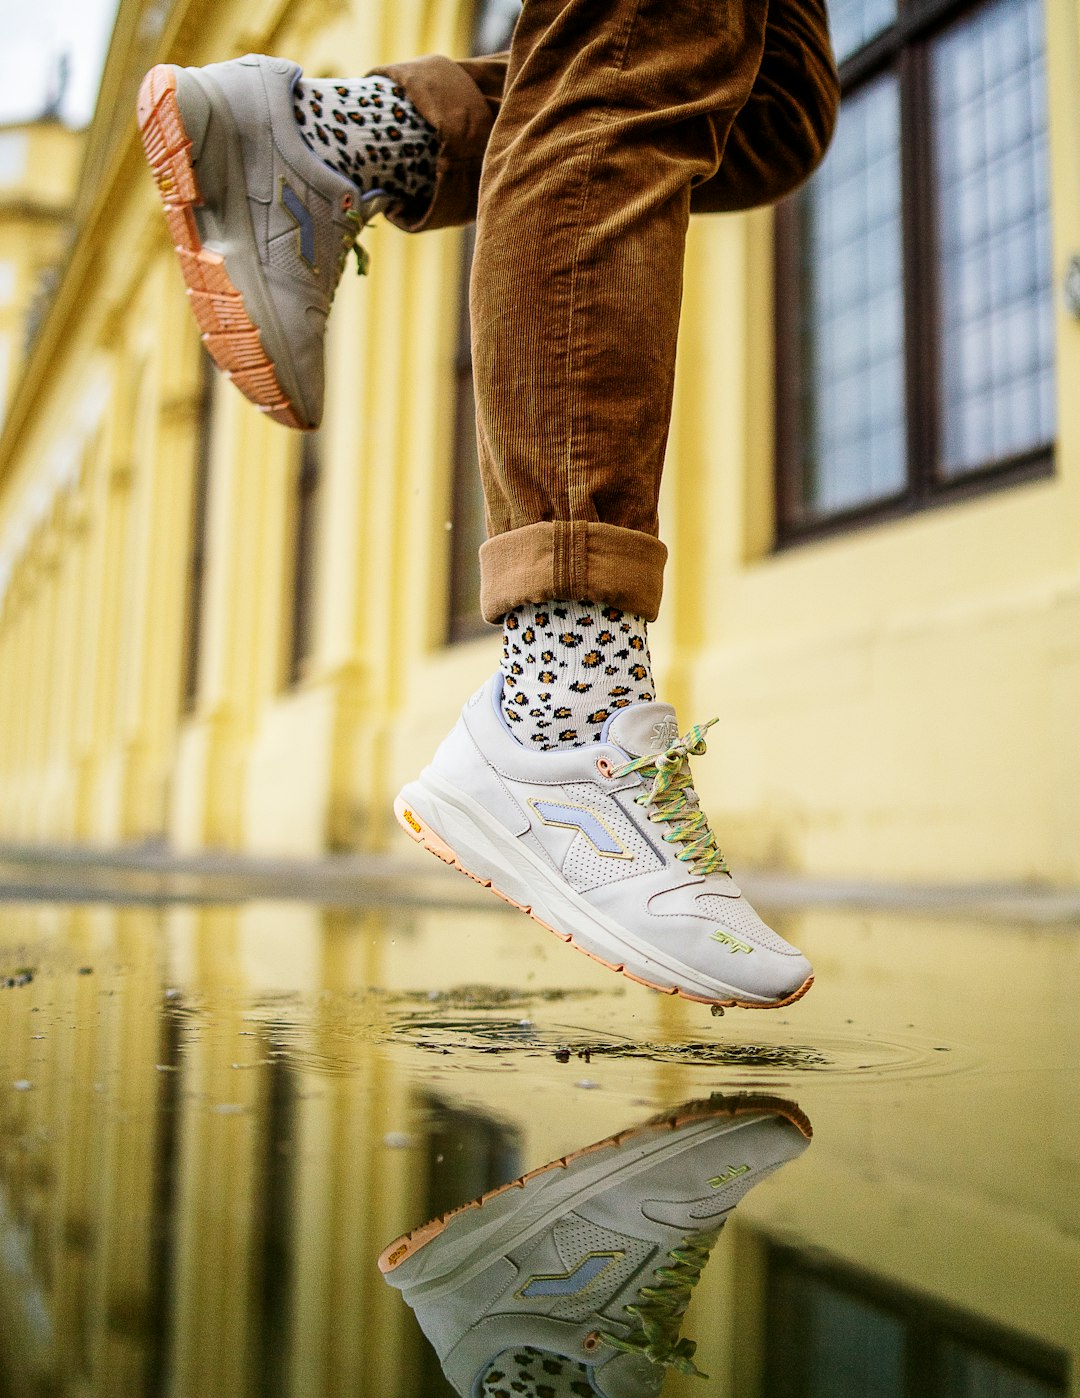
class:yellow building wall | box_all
[0,0,1079,886]
[0,119,82,420]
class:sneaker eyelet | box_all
[595,757,615,778]
[341,193,353,210]
[583,1332,601,1351]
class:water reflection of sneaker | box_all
[137,54,389,430]
[378,1094,812,1395]
[395,675,813,1008]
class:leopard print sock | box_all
[292,75,438,215]
[500,601,656,750]
[481,1346,599,1398]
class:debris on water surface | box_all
[77,967,94,976]
[394,984,600,1010]
[12,1081,32,1092]
[710,1005,725,1018]
[383,1132,413,1149]
[3,968,34,988]
[211,1103,246,1115]
[398,1017,831,1070]
[575,1080,600,1090]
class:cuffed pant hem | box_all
[479,522,668,624]
[371,55,493,231]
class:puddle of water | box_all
[0,898,1077,1397]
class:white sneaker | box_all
[395,675,813,1009]
[137,55,391,430]
[378,1094,813,1394]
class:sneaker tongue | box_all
[604,702,680,758]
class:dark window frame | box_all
[773,0,1055,548]
[181,351,215,714]
[764,1243,1069,1398]
[286,431,322,687]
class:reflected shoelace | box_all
[614,722,729,876]
[596,1228,720,1379]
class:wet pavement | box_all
[1,887,1078,1397]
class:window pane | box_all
[932,0,1055,477]
[805,1286,906,1398]
[766,1263,906,1398]
[796,74,906,520]
[475,0,520,52]
[940,1340,1064,1397]
[828,0,897,65]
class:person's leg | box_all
[691,0,839,213]
[137,0,836,431]
[386,10,838,751]
[395,1,833,1010]
[472,0,775,628]
[380,0,839,227]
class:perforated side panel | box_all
[268,225,315,280]
[694,894,798,954]
[555,782,662,892]
[548,1214,654,1322]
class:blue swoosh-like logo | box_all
[281,182,316,269]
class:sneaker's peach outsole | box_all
[137,65,306,431]
[377,1094,811,1274]
[395,797,814,1012]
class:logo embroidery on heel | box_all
[649,716,680,750]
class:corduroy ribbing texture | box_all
[378,0,839,623]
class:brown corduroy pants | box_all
[377,0,838,623]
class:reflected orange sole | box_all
[136,65,304,430]
[394,796,814,1010]
[377,1093,811,1274]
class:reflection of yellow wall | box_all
[0,898,682,1397]
[0,0,1079,887]
[1,902,1078,1396]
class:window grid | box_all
[798,75,906,514]
[775,0,1056,543]
[932,0,1055,476]
[829,0,898,65]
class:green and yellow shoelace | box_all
[614,721,729,876]
[597,1228,721,1378]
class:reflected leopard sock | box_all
[292,75,438,212]
[500,601,655,750]
[480,1347,599,1397]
